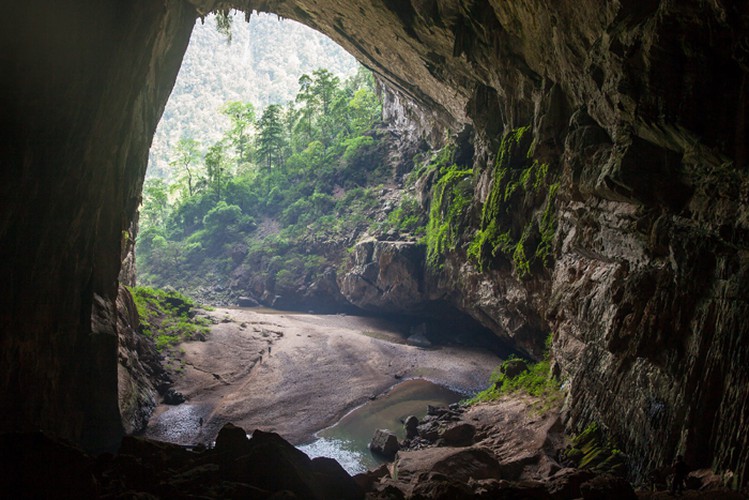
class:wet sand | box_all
[144,307,502,446]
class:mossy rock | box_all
[570,423,627,476]
[499,358,529,378]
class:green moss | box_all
[467,335,563,412]
[127,285,210,353]
[468,126,558,277]
[423,155,473,270]
[568,422,628,476]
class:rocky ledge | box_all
[1,397,743,499]
[361,395,744,499]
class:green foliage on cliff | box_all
[421,148,473,269]
[564,422,627,476]
[379,195,427,237]
[468,335,561,409]
[128,286,211,352]
[467,126,559,278]
[468,357,560,404]
[137,67,387,302]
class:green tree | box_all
[205,142,229,201]
[169,137,202,196]
[140,178,170,229]
[312,69,341,145]
[295,74,316,145]
[222,101,255,164]
[311,68,340,115]
[348,87,380,134]
[256,104,287,171]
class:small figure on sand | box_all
[670,454,688,495]
[198,417,203,428]
[268,346,272,356]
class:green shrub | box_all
[127,286,210,354]
[467,335,562,410]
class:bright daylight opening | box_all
[130,11,507,475]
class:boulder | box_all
[369,429,400,460]
[416,422,439,441]
[353,463,389,491]
[438,423,476,447]
[404,416,419,440]
[340,240,427,314]
[546,468,596,499]
[471,478,551,499]
[221,428,363,500]
[213,423,251,457]
[394,447,501,484]
[408,471,473,498]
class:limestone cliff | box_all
[231,0,749,483]
[1,0,748,487]
[0,0,197,449]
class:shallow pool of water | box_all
[298,378,464,474]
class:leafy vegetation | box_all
[148,12,359,179]
[467,334,562,411]
[467,126,559,278]
[128,286,211,352]
[418,147,474,270]
[562,422,627,476]
[137,67,387,303]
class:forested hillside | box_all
[137,65,424,308]
[147,12,358,179]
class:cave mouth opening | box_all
[130,10,516,451]
[137,10,507,354]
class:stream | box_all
[298,378,464,474]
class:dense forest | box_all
[147,12,358,179]
[137,67,422,307]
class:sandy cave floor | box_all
[143,307,503,446]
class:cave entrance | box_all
[130,11,509,453]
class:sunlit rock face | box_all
[2,0,748,485]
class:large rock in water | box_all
[369,429,400,460]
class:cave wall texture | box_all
[1,0,748,485]
[0,0,196,449]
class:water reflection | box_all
[299,379,463,474]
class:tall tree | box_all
[311,69,340,115]
[205,142,229,201]
[256,104,287,171]
[222,101,256,165]
[169,137,202,196]
[312,69,341,146]
[295,74,316,145]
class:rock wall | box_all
[2,0,748,485]
[226,0,749,483]
[0,0,196,449]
